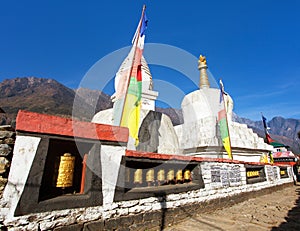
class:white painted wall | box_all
[2,136,41,218]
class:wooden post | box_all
[80,154,88,194]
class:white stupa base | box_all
[92,108,180,154]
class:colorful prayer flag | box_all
[218,80,233,159]
[262,114,275,144]
[113,7,147,146]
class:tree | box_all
[298,131,300,140]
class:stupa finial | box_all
[198,54,210,89]
[198,55,207,65]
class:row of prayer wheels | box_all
[55,153,193,189]
[130,168,192,186]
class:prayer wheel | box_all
[184,169,191,182]
[134,169,143,185]
[146,169,155,186]
[157,169,165,181]
[176,170,183,183]
[146,169,154,182]
[56,153,75,188]
[167,169,175,183]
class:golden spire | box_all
[198,55,210,89]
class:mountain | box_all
[0,77,112,125]
[155,107,183,126]
[75,87,112,112]
[234,115,300,154]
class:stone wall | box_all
[79,182,292,231]
[0,111,294,231]
[0,125,15,198]
[0,160,293,230]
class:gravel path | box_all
[164,184,300,231]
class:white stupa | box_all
[174,55,273,162]
[92,55,180,154]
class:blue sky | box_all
[1,0,300,121]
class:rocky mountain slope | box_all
[75,87,113,112]
[234,115,300,153]
[155,107,183,126]
[0,77,112,124]
[0,77,298,153]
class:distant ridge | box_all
[0,77,298,153]
[155,107,183,126]
[75,87,113,112]
[0,77,112,124]
[234,114,300,154]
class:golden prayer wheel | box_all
[176,170,183,182]
[56,153,75,188]
[157,169,165,182]
[134,169,143,184]
[184,169,191,182]
[146,169,155,182]
[167,169,175,182]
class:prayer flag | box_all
[218,80,233,159]
[113,7,147,146]
[262,114,275,144]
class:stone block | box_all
[165,201,177,209]
[117,214,135,227]
[143,211,163,222]
[103,203,118,211]
[84,220,104,231]
[141,220,161,230]
[102,210,116,220]
[4,138,14,144]
[140,196,158,204]
[167,194,181,201]
[116,208,129,216]
[104,217,119,230]
[77,210,102,223]
[0,176,8,188]
[25,222,39,231]
[0,144,12,157]
[119,200,139,208]
[52,217,76,230]
[54,223,83,231]
[128,206,142,214]
[0,125,14,131]
[151,202,163,210]
[4,217,29,227]
[0,131,14,139]
[0,157,9,174]
[39,220,55,231]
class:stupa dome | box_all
[114,56,153,93]
[113,55,158,111]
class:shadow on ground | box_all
[272,185,300,231]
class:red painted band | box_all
[16,110,129,143]
[125,150,292,167]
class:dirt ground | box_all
[164,184,300,231]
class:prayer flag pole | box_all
[218,79,233,160]
[114,5,147,146]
